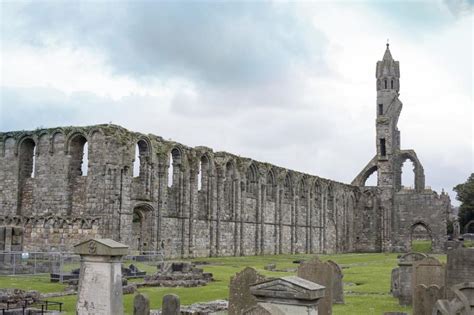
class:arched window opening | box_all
[401,160,415,190]
[70,135,88,177]
[246,164,258,197]
[199,155,209,192]
[327,186,334,217]
[133,144,140,178]
[391,79,394,89]
[19,139,36,180]
[284,174,292,200]
[266,170,275,200]
[384,79,387,89]
[133,140,149,178]
[298,180,306,200]
[224,161,234,216]
[364,170,378,186]
[31,145,37,178]
[410,223,432,253]
[168,148,181,188]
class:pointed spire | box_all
[383,42,393,61]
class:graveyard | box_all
[0,251,447,314]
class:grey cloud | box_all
[3,2,327,87]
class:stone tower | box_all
[352,44,450,253]
[375,43,402,188]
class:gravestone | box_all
[162,294,180,315]
[391,268,400,297]
[445,248,474,299]
[297,257,334,315]
[133,293,150,315]
[74,238,128,315]
[432,282,474,315]
[228,267,265,315]
[248,276,325,315]
[413,284,444,315]
[412,256,445,305]
[396,252,428,305]
[327,260,344,304]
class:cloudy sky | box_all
[1,0,472,204]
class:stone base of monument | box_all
[144,262,213,287]
[74,238,128,315]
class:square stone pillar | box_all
[74,238,128,315]
[248,276,325,315]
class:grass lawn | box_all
[0,252,447,315]
[411,240,432,253]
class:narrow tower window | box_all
[378,104,383,115]
[384,79,387,89]
[380,138,386,156]
[391,80,394,89]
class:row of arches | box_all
[359,152,425,191]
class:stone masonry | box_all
[0,45,451,258]
[352,44,450,253]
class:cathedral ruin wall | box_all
[0,124,360,258]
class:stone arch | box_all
[197,152,212,220]
[67,133,89,177]
[131,203,155,252]
[464,220,474,233]
[224,160,237,219]
[17,137,37,215]
[398,150,425,191]
[50,130,66,155]
[246,163,258,198]
[283,172,293,202]
[409,221,433,252]
[167,146,186,187]
[133,138,151,178]
[360,165,378,187]
[266,168,276,201]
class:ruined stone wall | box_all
[0,124,359,258]
[392,190,450,253]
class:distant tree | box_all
[454,173,474,233]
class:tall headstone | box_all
[412,256,445,307]
[412,284,444,315]
[445,248,474,299]
[162,294,180,315]
[228,267,265,315]
[248,276,325,315]
[74,239,128,315]
[133,293,150,315]
[297,257,334,315]
[327,260,344,304]
[396,252,428,305]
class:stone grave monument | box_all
[413,284,444,315]
[162,294,180,315]
[297,257,342,315]
[228,267,265,315]
[445,248,474,299]
[393,252,427,305]
[327,260,344,304]
[247,276,326,315]
[74,238,128,315]
[432,282,474,315]
[133,293,150,315]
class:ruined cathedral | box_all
[0,45,451,257]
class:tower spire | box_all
[383,41,393,61]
